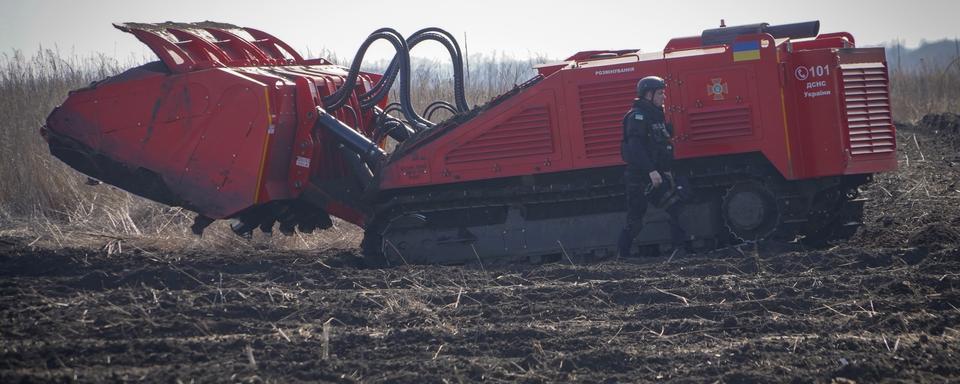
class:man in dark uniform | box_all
[617,76,686,258]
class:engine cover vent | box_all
[579,80,636,159]
[445,106,553,164]
[841,62,895,156]
[686,106,753,141]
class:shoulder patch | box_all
[634,114,644,121]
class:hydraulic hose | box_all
[383,102,404,116]
[322,28,432,131]
[321,29,404,110]
[360,28,469,114]
[341,104,360,127]
[368,29,438,131]
[415,28,469,112]
[359,59,400,109]
[372,111,413,143]
[423,100,457,120]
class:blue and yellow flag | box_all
[732,41,761,62]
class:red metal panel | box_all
[243,72,298,204]
[176,79,268,215]
[841,63,895,156]
[166,28,233,66]
[202,28,272,64]
[674,65,761,149]
[791,36,853,51]
[54,68,277,218]
[114,27,201,73]
[561,63,655,169]
[817,32,856,46]
[242,27,305,63]
[737,34,793,179]
[237,65,379,226]
[444,106,554,164]
[837,48,898,175]
[564,49,639,61]
[577,78,637,159]
[115,22,308,72]
[664,35,704,52]
[686,106,753,141]
[784,49,848,178]
[666,35,789,178]
[380,76,568,188]
[430,87,568,183]
[286,76,321,197]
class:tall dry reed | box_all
[889,59,960,122]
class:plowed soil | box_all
[2,114,959,383]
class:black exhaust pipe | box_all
[765,21,820,40]
[701,20,820,46]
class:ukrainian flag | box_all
[732,41,761,62]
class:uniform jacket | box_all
[621,98,674,174]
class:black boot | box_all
[667,205,689,257]
[667,234,690,258]
[617,228,634,258]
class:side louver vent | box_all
[841,62,895,156]
[686,106,753,141]
[578,81,636,158]
[445,106,553,164]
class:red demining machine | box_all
[43,21,897,265]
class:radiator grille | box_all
[686,106,753,141]
[841,62,895,156]
[578,81,636,158]
[445,106,553,164]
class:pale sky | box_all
[2,0,957,62]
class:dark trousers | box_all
[617,169,685,257]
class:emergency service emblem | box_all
[707,78,728,100]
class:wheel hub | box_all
[726,191,766,230]
[722,182,780,241]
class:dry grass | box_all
[0,49,124,219]
[890,60,960,122]
[0,47,954,250]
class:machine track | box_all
[360,159,872,266]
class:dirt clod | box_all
[909,223,960,250]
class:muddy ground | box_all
[1,114,959,383]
